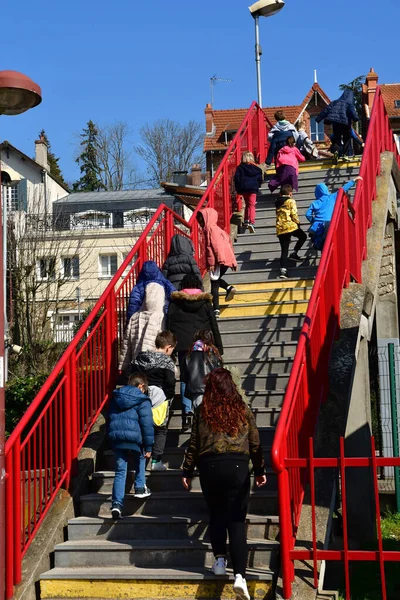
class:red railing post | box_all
[278,467,295,599]
[106,293,117,393]
[12,439,21,586]
[164,210,173,257]
[63,359,73,489]
[5,455,13,599]
[222,163,230,232]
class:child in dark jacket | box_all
[234,151,263,233]
[316,89,359,162]
[162,234,201,289]
[132,331,177,471]
[181,329,223,410]
[275,184,307,279]
[266,110,299,165]
[108,373,154,518]
[167,274,223,431]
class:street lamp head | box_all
[249,0,285,18]
[0,70,42,116]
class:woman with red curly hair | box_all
[181,368,266,600]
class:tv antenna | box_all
[210,74,232,107]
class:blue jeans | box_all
[178,351,193,415]
[112,448,146,508]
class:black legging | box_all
[211,265,229,311]
[331,123,352,157]
[278,228,307,269]
[199,456,250,577]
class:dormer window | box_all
[70,210,112,230]
[395,100,400,109]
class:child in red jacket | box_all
[268,136,305,193]
[196,208,237,318]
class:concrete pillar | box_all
[376,222,400,478]
[344,336,376,542]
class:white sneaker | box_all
[225,285,236,302]
[233,574,250,600]
[151,460,167,471]
[211,556,227,575]
[134,485,151,499]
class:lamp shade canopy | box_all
[249,0,285,18]
[0,70,42,116]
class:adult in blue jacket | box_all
[126,260,176,324]
[108,372,154,517]
[316,90,359,160]
[306,176,363,250]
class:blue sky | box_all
[2,0,399,184]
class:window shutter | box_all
[110,255,118,275]
[17,178,28,211]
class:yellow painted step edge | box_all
[220,290,312,305]
[223,280,314,292]
[220,301,308,317]
[40,578,272,599]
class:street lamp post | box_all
[249,0,285,107]
[0,69,41,600]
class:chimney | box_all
[172,171,188,186]
[205,103,215,136]
[187,164,202,187]
[35,134,50,171]
[365,68,379,114]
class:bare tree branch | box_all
[135,119,204,185]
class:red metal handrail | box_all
[271,87,400,599]
[4,103,268,599]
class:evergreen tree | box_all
[37,129,67,186]
[73,120,106,192]
[339,75,365,122]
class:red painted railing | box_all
[4,102,268,598]
[271,88,400,599]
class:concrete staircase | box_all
[40,160,360,600]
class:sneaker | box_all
[214,309,221,318]
[182,414,193,432]
[225,286,236,302]
[134,486,151,499]
[111,506,123,520]
[289,252,303,262]
[211,556,227,576]
[247,223,256,234]
[151,460,167,471]
[279,268,288,279]
[342,155,351,161]
[233,574,250,600]
[332,151,339,165]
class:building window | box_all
[395,100,400,109]
[71,211,113,230]
[54,312,81,343]
[37,257,56,281]
[310,117,325,142]
[123,208,156,228]
[2,184,19,212]
[99,254,118,278]
[122,253,135,276]
[62,256,80,280]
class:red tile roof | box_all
[381,84,400,118]
[204,83,331,152]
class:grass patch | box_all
[338,513,400,599]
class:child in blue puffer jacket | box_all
[306,176,363,250]
[108,372,154,519]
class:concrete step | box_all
[168,406,281,428]
[67,513,280,542]
[53,538,280,570]
[234,247,316,261]
[166,426,276,448]
[240,371,290,392]
[91,467,277,494]
[223,265,317,283]
[224,357,292,377]
[219,286,312,304]
[80,489,279,518]
[223,341,298,360]
[40,566,274,600]
[234,257,317,272]
[218,313,305,332]
[221,326,301,345]
[219,298,309,317]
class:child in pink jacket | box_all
[196,208,237,318]
[268,136,305,193]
